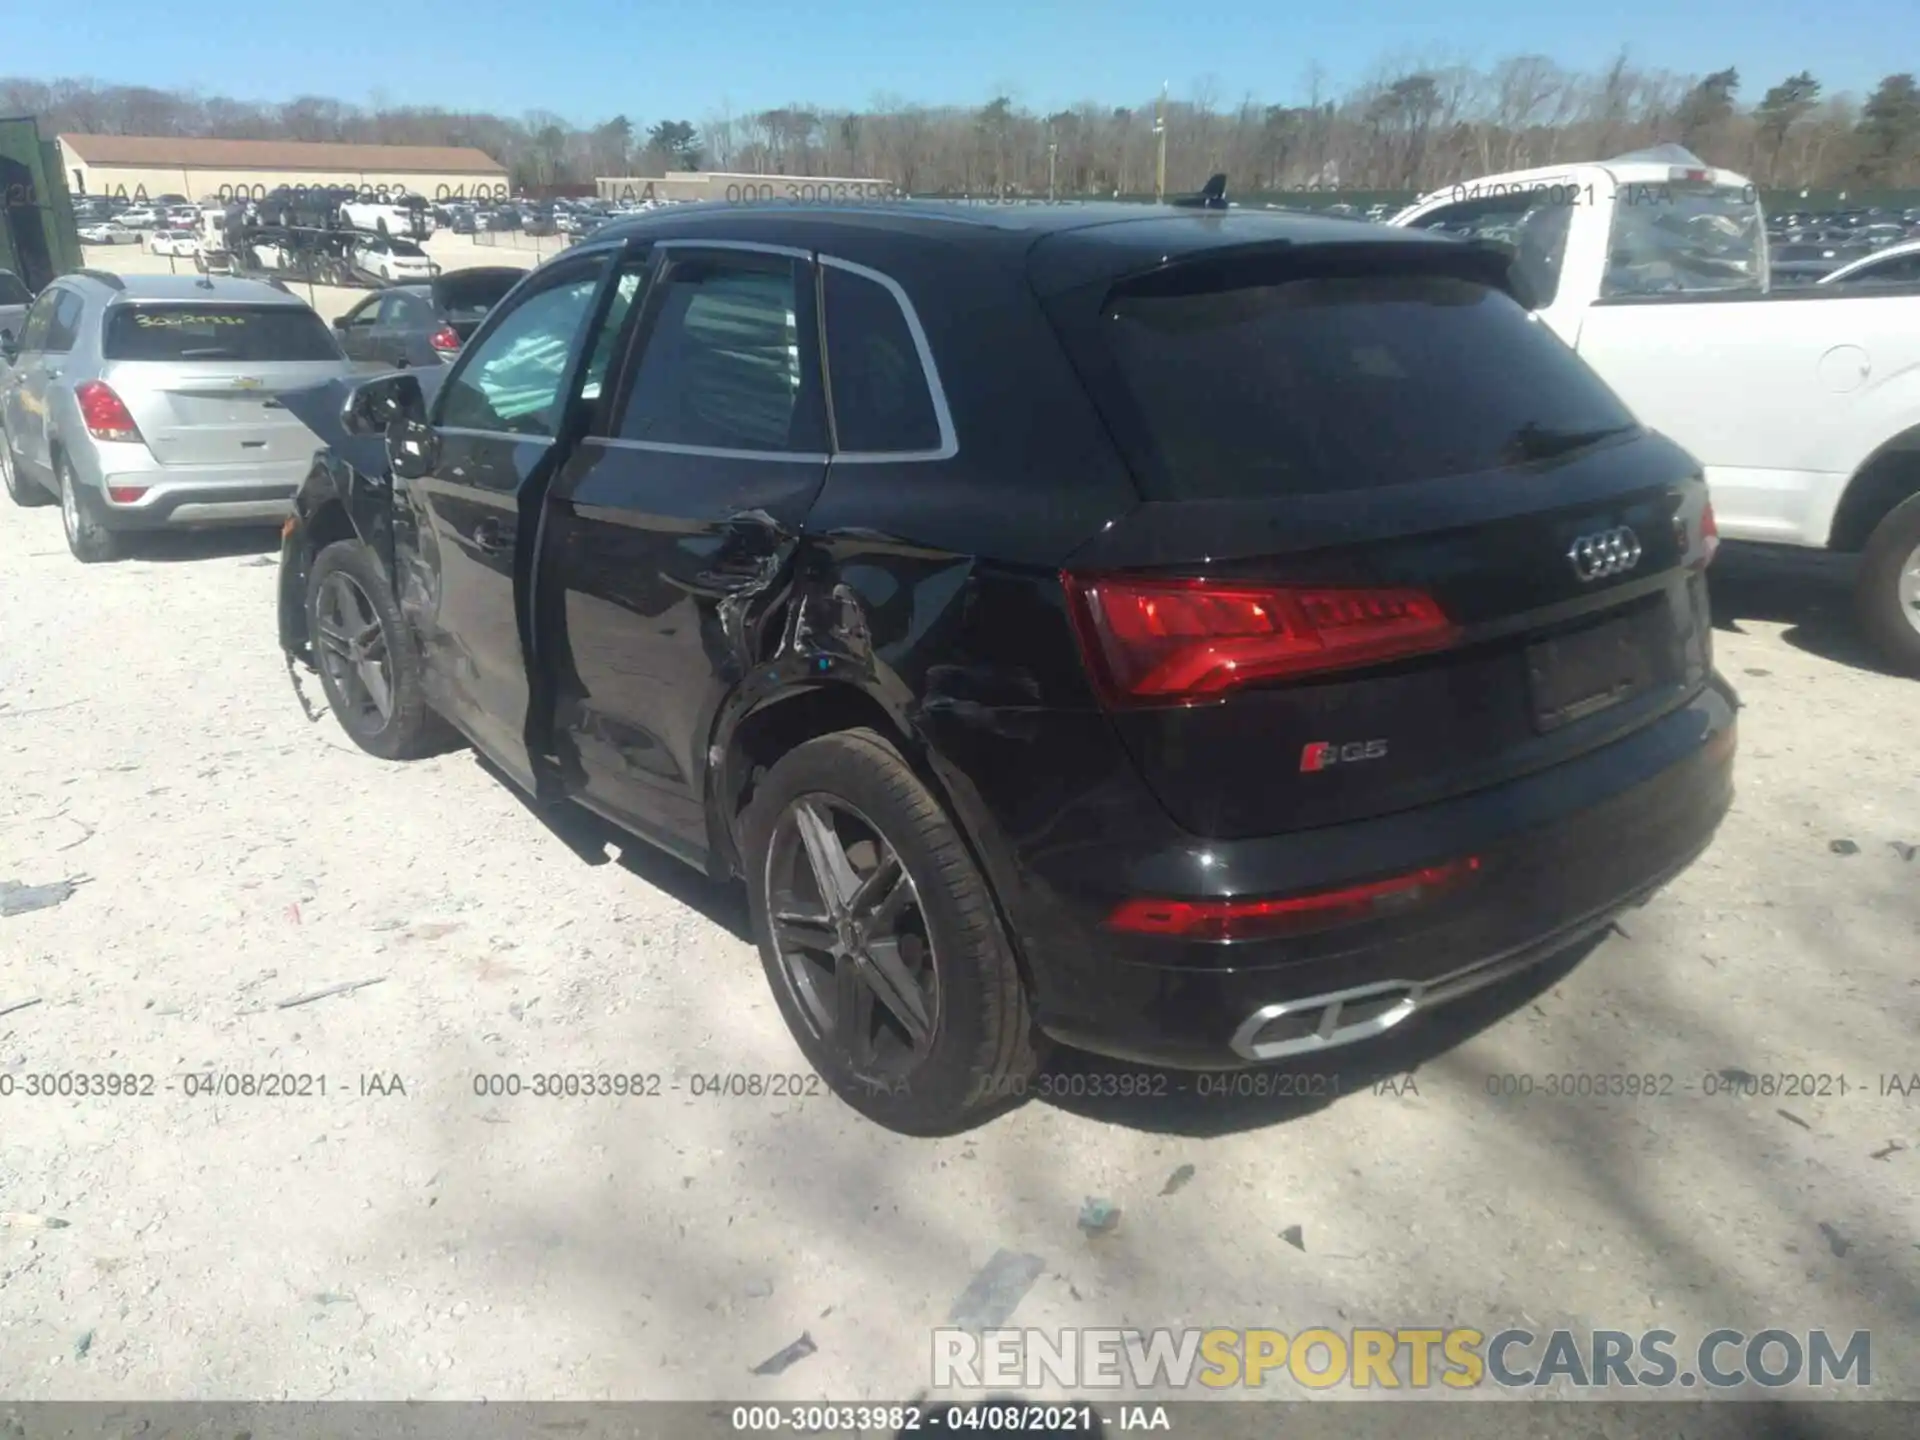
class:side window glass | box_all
[437,266,604,437]
[381,292,429,327]
[1410,196,1568,309]
[822,265,943,453]
[346,298,381,328]
[18,291,58,351]
[44,291,86,353]
[616,256,816,452]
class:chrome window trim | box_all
[436,425,555,447]
[653,238,812,261]
[588,437,828,464]
[818,254,958,463]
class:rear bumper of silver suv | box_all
[88,457,310,530]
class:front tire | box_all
[741,728,1038,1135]
[1,423,52,507]
[305,539,450,759]
[1854,493,1920,677]
[58,453,118,562]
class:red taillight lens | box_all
[1063,572,1457,705]
[1698,501,1720,568]
[75,381,141,442]
[429,325,460,352]
[1107,857,1482,942]
[106,485,148,503]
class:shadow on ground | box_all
[120,525,283,564]
[1706,552,1896,677]
[477,750,751,943]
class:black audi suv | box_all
[276,196,1736,1132]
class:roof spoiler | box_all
[1170,173,1229,211]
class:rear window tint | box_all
[103,305,340,362]
[823,266,941,453]
[434,272,518,323]
[1097,274,1637,499]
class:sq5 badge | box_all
[1300,739,1389,773]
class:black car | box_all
[266,184,353,229]
[276,200,1736,1133]
[331,268,524,368]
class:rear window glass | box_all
[103,305,341,362]
[0,272,29,306]
[434,272,518,323]
[1098,274,1637,499]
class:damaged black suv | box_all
[277,195,1736,1133]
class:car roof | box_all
[69,272,311,306]
[586,199,1468,293]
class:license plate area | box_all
[1527,607,1660,733]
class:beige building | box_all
[597,171,897,206]
[58,135,508,206]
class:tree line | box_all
[5,56,1919,197]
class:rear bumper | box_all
[941,676,1737,1071]
[94,459,309,530]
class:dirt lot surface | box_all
[0,481,1915,1401]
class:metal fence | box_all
[473,228,576,258]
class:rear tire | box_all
[1855,492,1920,677]
[740,728,1039,1135]
[305,539,452,760]
[1,424,52,507]
[57,453,119,563]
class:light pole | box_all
[1048,141,1058,202]
[1154,81,1168,202]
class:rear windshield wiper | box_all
[1501,422,1637,463]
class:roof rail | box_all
[75,268,127,290]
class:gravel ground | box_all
[0,479,1915,1403]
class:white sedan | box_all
[148,229,201,257]
[1819,237,1920,286]
[351,236,436,282]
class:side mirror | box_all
[332,315,350,332]
[339,370,424,438]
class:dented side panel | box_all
[536,437,829,866]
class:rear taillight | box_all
[1063,572,1458,705]
[1108,857,1483,942]
[75,381,141,442]
[429,325,460,352]
[1698,501,1720,568]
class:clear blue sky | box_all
[10,0,1901,126]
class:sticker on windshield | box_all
[135,313,249,327]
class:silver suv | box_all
[0,271,352,562]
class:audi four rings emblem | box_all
[1568,526,1642,582]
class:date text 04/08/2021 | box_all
[727,1403,1163,1434]
[1445,180,1761,207]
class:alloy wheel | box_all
[314,571,395,726]
[59,463,79,542]
[1900,539,1920,638]
[763,794,940,1081]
